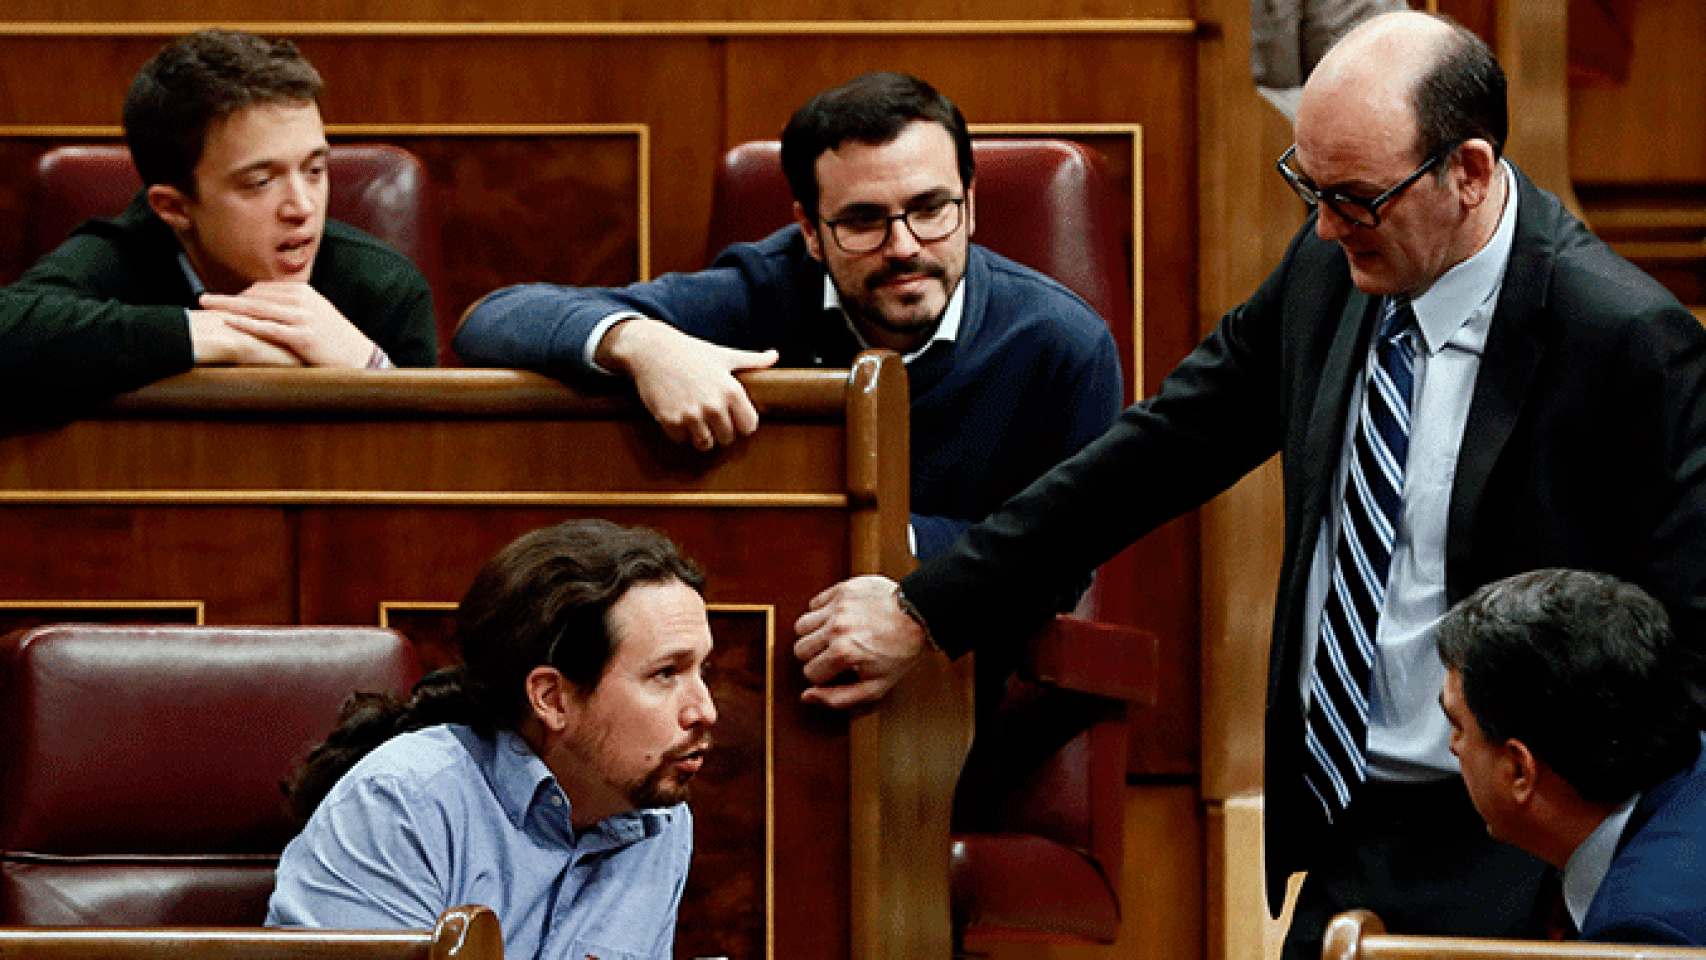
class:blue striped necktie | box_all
[1304,295,1417,823]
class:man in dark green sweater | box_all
[8,28,435,405]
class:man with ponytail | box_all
[267,520,717,960]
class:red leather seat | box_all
[706,138,1132,333]
[0,624,421,925]
[23,144,454,363]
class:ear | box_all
[793,200,824,262]
[1452,139,1499,209]
[524,665,576,734]
[1504,738,1541,805]
[146,183,195,235]
[964,181,977,239]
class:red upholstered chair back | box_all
[0,624,422,926]
[23,144,454,363]
[948,607,1157,947]
[706,138,1132,336]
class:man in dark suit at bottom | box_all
[790,10,1706,960]
[1439,569,1706,947]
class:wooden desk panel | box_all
[0,359,965,960]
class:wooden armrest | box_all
[1323,909,1706,960]
[0,905,501,960]
[1024,614,1158,705]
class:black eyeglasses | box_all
[1275,142,1458,228]
[821,196,966,254]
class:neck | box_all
[1531,794,1623,870]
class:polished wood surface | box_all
[1323,910,1706,960]
[0,358,958,960]
[0,905,501,960]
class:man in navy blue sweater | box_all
[454,72,1122,561]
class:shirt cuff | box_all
[585,310,649,376]
[366,345,394,370]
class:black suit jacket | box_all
[904,166,1706,908]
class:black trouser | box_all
[1280,776,1554,960]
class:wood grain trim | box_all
[707,603,779,960]
[971,122,1146,395]
[0,599,206,624]
[0,19,1199,37]
[0,123,654,283]
[377,600,459,629]
[0,491,850,507]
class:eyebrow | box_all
[829,187,958,219]
[224,145,331,181]
[640,642,710,671]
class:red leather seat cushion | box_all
[950,834,1119,943]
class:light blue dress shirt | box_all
[1299,161,1521,781]
[267,724,692,960]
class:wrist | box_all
[892,584,940,653]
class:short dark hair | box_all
[780,71,975,222]
[123,29,324,193]
[1410,17,1507,162]
[1437,569,1706,803]
[283,519,704,821]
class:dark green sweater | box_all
[7,191,436,407]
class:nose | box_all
[279,172,318,221]
[883,217,924,257]
[1314,203,1353,242]
[683,671,717,729]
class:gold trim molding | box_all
[0,599,206,624]
[0,491,849,508]
[0,19,1198,37]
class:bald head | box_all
[1300,12,1505,166]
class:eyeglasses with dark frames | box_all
[821,196,966,254]
[1275,142,1459,228]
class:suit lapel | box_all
[1296,289,1377,548]
[1446,169,1554,591]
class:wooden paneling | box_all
[1570,0,1706,184]
[1,0,1193,21]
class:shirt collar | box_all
[820,272,965,364]
[1408,160,1518,356]
[488,728,673,847]
[178,251,207,298]
[1563,792,1640,929]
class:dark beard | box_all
[628,736,711,809]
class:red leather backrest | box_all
[24,144,452,362]
[706,138,1131,334]
[0,624,421,925]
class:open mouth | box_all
[669,738,712,772]
[276,236,316,271]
